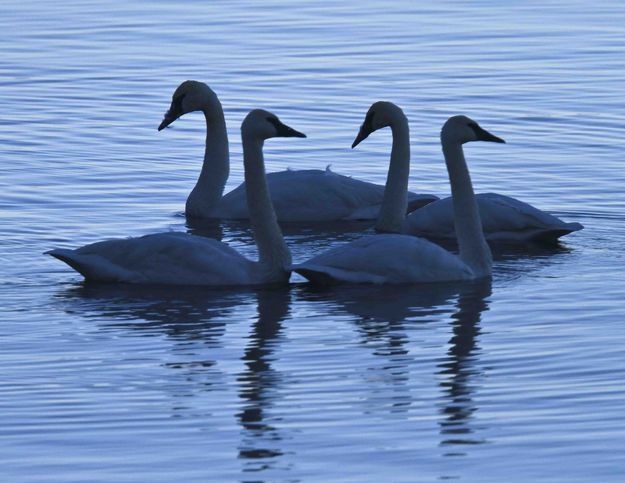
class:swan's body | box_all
[48,110,304,286]
[158,81,437,221]
[294,109,503,285]
[49,232,265,285]
[295,234,473,284]
[215,167,435,222]
[404,192,583,243]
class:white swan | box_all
[293,114,504,284]
[48,110,305,285]
[403,192,583,244]
[158,80,438,221]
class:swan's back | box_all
[293,234,473,284]
[404,192,583,242]
[48,232,253,285]
[217,168,437,222]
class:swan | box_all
[158,80,438,221]
[292,114,504,284]
[47,110,305,285]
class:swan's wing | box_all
[476,193,582,231]
[404,193,583,242]
[293,234,472,284]
[218,169,437,222]
[403,196,457,237]
[47,232,253,285]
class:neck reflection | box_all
[301,283,463,415]
[237,288,292,473]
[437,280,491,452]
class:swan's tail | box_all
[406,194,439,214]
[292,263,386,285]
[528,222,584,244]
[46,249,123,282]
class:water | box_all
[2,0,625,480]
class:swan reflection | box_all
[437,280,491,453]
[299,279,491,448]
[55,274,510,466]
[57,284,242,344]
[237,288,292,473]
[298,282,464,416]
[55,283,293,474]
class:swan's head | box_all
[441,115,505,145]
[241,109,306,140]
[352,101,406,148]
[158,80,220,131]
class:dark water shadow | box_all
[186,216,373,246]
[379,237,573,285]
[56,283,249,345]
[184,217,225,240]
[298,281,464,323]
[427,236,572,260]
[489,242,574,284]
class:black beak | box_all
[158,110,180,131]
[474,124,505,143]
[276,121,306,138]
[352,123,373,148]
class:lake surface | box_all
[2,0,625,481]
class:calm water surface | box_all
[2,1,625,481]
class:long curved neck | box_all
[186,105,230,217]
[375,112,410,233]
[441,140,492,277]
[241,134,291,273]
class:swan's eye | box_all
[364,110,375,129]
[467,122,479,135]
[172,93,186,112]
[266,117,280,128]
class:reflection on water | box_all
[299,280,492,448]
[237,289,291,472]
[61,284,236,345]
[184,217,226,241]
[55,279,494,476]
[5,0,625,479]
[438,281,491,451]
[57,284,295,474]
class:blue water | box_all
[2,0,625,481]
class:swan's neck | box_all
[186,107,230,217]
[242,134,291,275]
[375,114,410,233]
[442,141,492,277]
